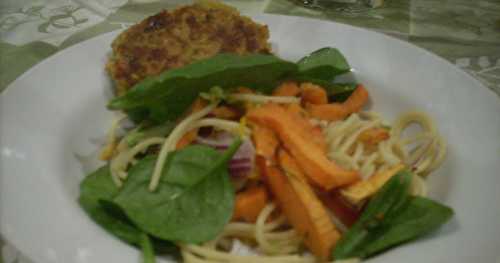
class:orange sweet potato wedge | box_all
[307,85,369,121]
[236,86,255,94]
[284,103,327,153]
[273,81,301,97]
[251,123,279,160]
[232,186,269,223]
[248,104,359,190]
[307,103,349,122]
[176,130,198,150]
[301,82,328,105]
[175,98,209,149]
[358,127,390,146]
[341,163,405,204]
[258,156,341,261]
[211,105,241,120]
[344,84,369,113]
[277,148,307,181]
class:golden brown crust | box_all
[106,3,271,95]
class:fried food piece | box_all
[106,1,272,95]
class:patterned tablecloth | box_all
[1,0,499,262]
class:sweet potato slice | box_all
[250,123,279,160]
[273,81,301,97]
[176,130,198,149]
[277,148,307,181]
[236,86,255,94]
[307,85,369,121]
[301,82,328,105]
[232,186,269,223]
[211,105,241,120]
[341,163,405,204]
[258,156,341,261]
[284,103,327,153]
[358,127,390,146]
[248,104,359,189]
[344,84,369,113]
[307,103,348,122]
[175,98,209,149]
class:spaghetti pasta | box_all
[322,111,446,201]
[98,90,446,262]
[149,103,218,191]
[103,108,445,260]
[102,107,445,260]
[180,203,360,263]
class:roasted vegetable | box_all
[259,152,341,261]
[232,186,269,223]
[341,164,405,204]
[251,123,279,160]
[273,81,301,97]
[308,85,369,121]
[301,82,328,105]
[248,103,359,190]
[358,127,390,146]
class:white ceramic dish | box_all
[1,14,500,263]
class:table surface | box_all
[1,0,499,262]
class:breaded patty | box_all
[106,1,271,95]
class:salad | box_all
[79,45,453,262]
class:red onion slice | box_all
[195,132,255,178]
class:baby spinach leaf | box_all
[326,83,358,102]
[108,48,354,123]
[163,144,222,187]
[297,47,350,82]
[79,166,178,256]
[359,170,413,223]
[108,54,297,123]
[111,139,242,243]
[125,121,176,147]
[360,197,453,257]
[333,170,454,260]
[79,165,141,244]
[140,233,156,263]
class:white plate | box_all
[1,14,500,263]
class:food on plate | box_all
[80,2,453,263]
[106,0,271,95]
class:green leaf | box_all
[79,166,177,254]
[140,233,156,263]
[325,83,358,102]
[359,170,413,222]
[108,53,297,123]
[125,121,175,147]
[163,145,221,187]
[295,79,357,102]
[108,48,355,123]
[111,139,242,243]
[361,197,453,257]
[297,47,350,82]
[79,165,142,244]
[333,170,454,259]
